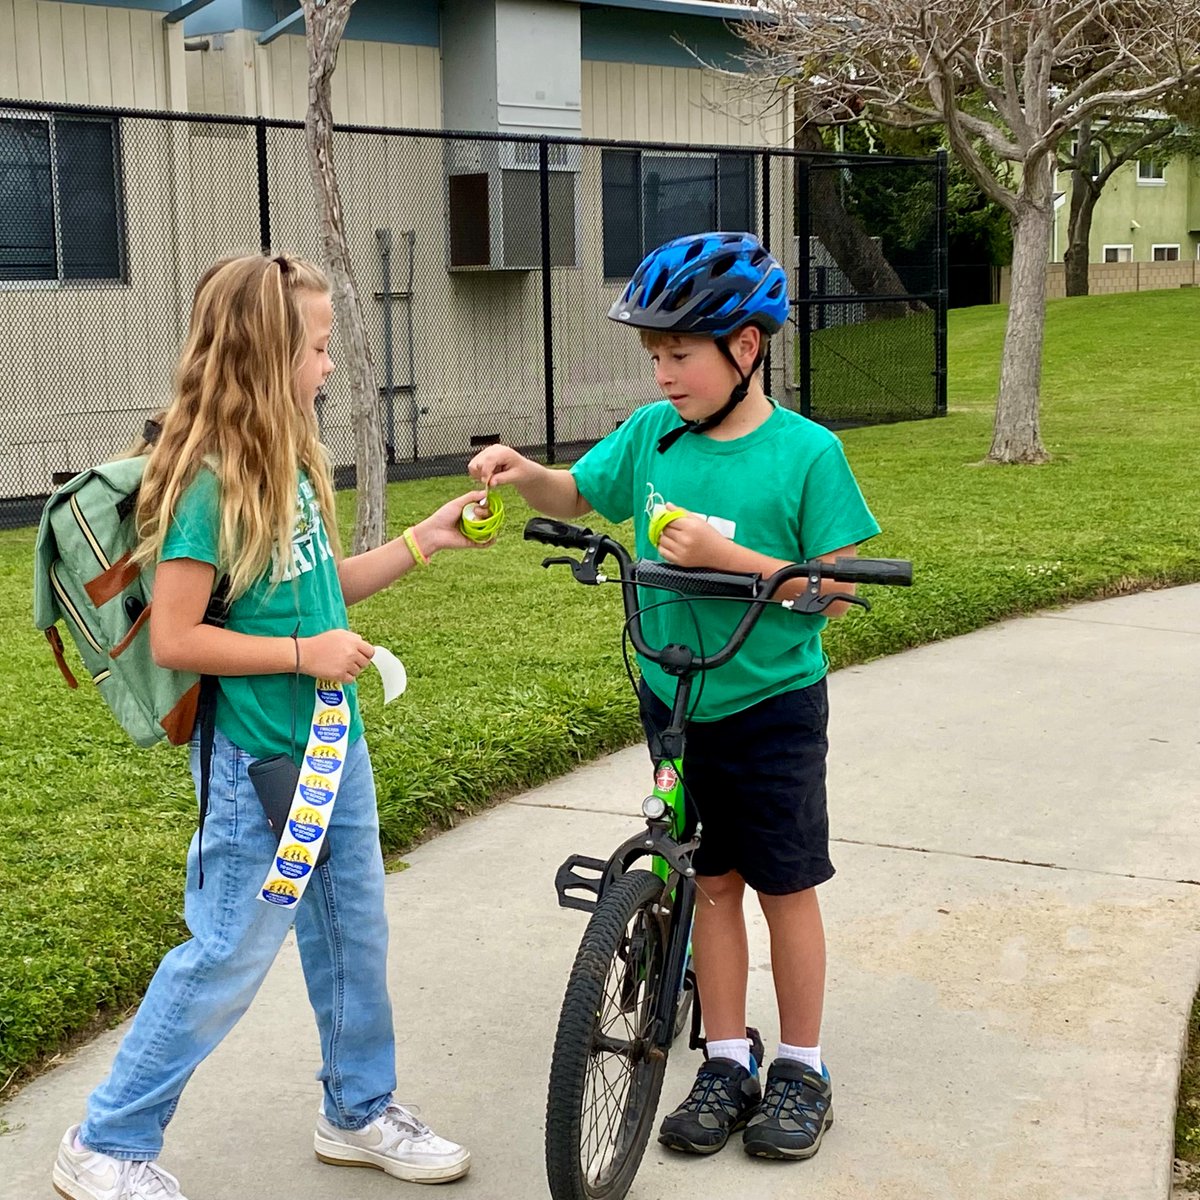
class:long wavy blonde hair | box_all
[135,253,341,599]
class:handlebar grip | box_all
[523,517,596,550]
[635,560,762,600]
[829,557,913,586]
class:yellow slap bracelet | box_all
[258,647,407,907]
[459,487,505,543]
[648,504,689,548]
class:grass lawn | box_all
[2,287,1199,1109]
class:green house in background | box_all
[1008,146,1200,301]
[1052,152,1200,265]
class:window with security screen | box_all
[601,148,755,279]
[0,112,127,284]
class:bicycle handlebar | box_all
[524,517,912,676]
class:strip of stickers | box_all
[258,678,349,907]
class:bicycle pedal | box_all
[554,854,609,912]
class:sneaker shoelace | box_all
[678,1068,744,1119]
[119,1160,181,1198]
[378,1104,433,1142]
[762,1074,827,1127]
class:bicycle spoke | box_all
[548,871,679,1200]
[576,907,666,1188]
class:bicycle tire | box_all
[545,869,675,1200]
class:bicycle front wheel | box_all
[545,869,672,1200]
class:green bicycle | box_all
[523,516,912,1200]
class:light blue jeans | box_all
[80,729,396,1159]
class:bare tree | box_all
[739,0,1200,463]
[302,0,386,549]
[1059,114,1199,296]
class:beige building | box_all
[0,0,793,499]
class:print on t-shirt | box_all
[273,478,334,583]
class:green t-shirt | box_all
[570,400,881,720]
[161,466,363,761]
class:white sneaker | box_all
[314,1103,471,1183]
[53,1126,186,1200]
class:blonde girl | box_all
[54,253,482,1200]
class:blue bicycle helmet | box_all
[608,232,789,337]
[609,232,790,451]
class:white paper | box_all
[371,645,408,703]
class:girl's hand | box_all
[467,444,535,489]
[413,490,494,554]
[298,630,375,682]
[656,510,732,569]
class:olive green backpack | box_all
[32,440,227,749]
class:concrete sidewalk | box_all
[3,587,1199,1200]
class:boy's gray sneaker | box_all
[314,1103,470,1183]
[742,1059,833,1159]
[53,1126,187,1200]
[657,1028,765,1155]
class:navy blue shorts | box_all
[638,678,833,895]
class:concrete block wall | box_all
[1000,260,1200,302]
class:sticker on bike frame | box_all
[654,762,679,793]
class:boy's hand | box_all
[468,444,535,489]
[656,510,733,569]
[414,490,494,553]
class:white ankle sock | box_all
[776,1042,822,1072]
[73,1132,89,1152]
[706,1037,751,1070]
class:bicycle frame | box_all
[537,516,913,1200]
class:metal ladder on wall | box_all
[374,228,422,464]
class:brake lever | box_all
[541,548,605,585]
[784,589,871,615]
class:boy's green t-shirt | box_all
[160,466,363,761]
[570,400,881,721]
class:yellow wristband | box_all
[402,526,428,567]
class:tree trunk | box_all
[796,124,927,317]
[1063,173,1098,297]
[302,0,386,552]
[990,188,1052,464]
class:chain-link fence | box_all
[0,99,946,528]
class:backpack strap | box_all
[195,575,231,889]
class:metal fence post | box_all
[761,150,772,393]
[796,156,812,419]
[539,136,556,464]
[934,148,948,416]
[255,117,271,255]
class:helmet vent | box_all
[710,253,737,278]
[666,277,695,309]
[683,240,706,264]
[644,268,668,306]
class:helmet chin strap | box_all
[656,337,764,454]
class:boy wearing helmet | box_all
[469,232,879,1162]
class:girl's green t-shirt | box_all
[570,400,881,721]
[160,466,363,761]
